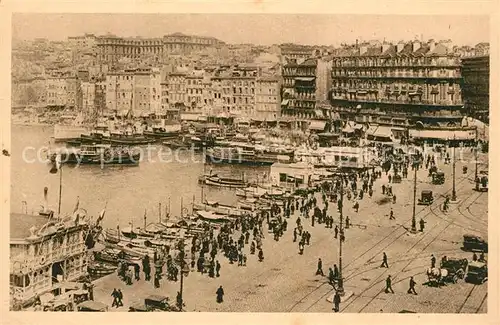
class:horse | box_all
[426,267,448,287]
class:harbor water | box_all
[10,124,269,229]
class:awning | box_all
[281,99,290,106]
[180,113,201,121]
[373,126,393,139]
[309,120,326,131]
[409,129,476,141]
[295,77,315,82]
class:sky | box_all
[12,13,490,46]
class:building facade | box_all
[255,77,281,120]
[330,40,464,128]
[10,214,88,308]
[97,33,224,66]
[461,49,489,123]
[281,57,332,122]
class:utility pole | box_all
[451,136,457,202]
[411,161,417,233]
[58,165,63,216]
[337,173,345,296]
[474,127,479,186]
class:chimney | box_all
[412,40,421,52]
[397,41,405,53]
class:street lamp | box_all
[451,136,458,202]
[335,172,346,296]
[410,160,418,233]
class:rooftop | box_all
[10,213,51,240]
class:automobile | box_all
[440,258,468,283]
[432,171,445,185]
[144,295,174,311]
[465,261,488,284]
[463,234,488,252]
[76,301,109,312]
[418,190,434,205]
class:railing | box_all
[330,96,463,106]
[332,72,461,79]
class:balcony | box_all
[331,95,463,107]
[332,72,461,79]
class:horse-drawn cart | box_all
[427,258,468,286]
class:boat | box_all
[162,138,190,149]
[205,147,288,166]
[202,174,247,188]
[194,210,231,223]
[237,198,271,212]
[108,132,151,146]
[50,144,141,165]
[87,262,117,277]
[193,200,248,217]
[80,126,111,144]
[53,116,88,142]
[143,123,182,140]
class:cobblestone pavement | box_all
[93,149,488,313]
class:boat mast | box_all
[180,197,184,218]
[158,202,162,223]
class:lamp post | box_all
[474,127,479,190]
[336,173,345,296]
[451,136,457,202]
[177,241,189,311]
[410,160,418,233]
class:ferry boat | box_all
[49,144,141,165]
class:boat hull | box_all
[58,152,141,165]
[205,153,275,166]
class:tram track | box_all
[456,285,478,313]
[291,169,477,312]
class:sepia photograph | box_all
[3,7,496,318]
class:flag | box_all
[96,208,106,226]
[73,196,80,214]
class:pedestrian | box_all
[389,208,395,220]
[333,291,341,312]
[385,275,394,294]
[243,254,247,266]
[316,258,324,276]
[419,218,425,232]
[154,273,160,288]
[345,216,350,229]
[407,276,417,295]
[293,228,297,242]
[473,252,478,262]
[441,256,447,267]
[111,288,119,308]
[353,202,359,213]
[333,264,339,280]
[431,254,436,268]
[216,260,221,277]
[216,285,224,303]
[117,289,124,306]
[328,268,335,285]
[479,252,486,262]
[334,225,338,239]
[381,252,389,268]
[258,249,264,262]
[134,263,140,281]
[382,184,386,194]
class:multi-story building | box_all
[105,68,161,116]
[97,33,224,66]
[81,80,96,114]
[185,71,205,112]
[280,44,316,65]
[461,44,489,124]
[255,76,281,120]
[215,66,258,117]
[281,57,332,127]
[105,70,134,115]
[68,34,97,48]
[330,39,464,130]
[10,213,88,308]
[65,77,82,110]
[46,77,67,107]
[165,72,187,110]
[163,32,224,54]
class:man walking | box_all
[381,252,389,268]
[407,276,417,295]
[419,218,425,232]
[316,258,324,276]
[332,291,341,312]
[389,208,395,220]
[216,285,224,303]
[385,275,394,294]
[334,225,339,239]
[431,254,436,268]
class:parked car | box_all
[465,261,488,284]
